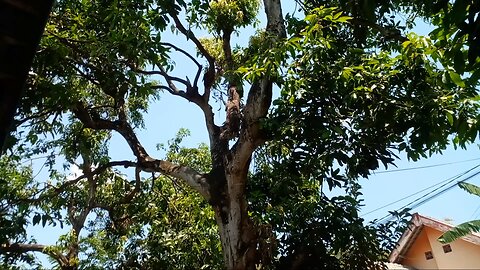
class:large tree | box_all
[1,0,480,269]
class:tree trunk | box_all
[209,2,286,268]
[214,172,258,270]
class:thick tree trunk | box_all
[215,173,258,270]
[209,1,286,269]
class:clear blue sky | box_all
[27,0,480,265]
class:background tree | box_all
[1,0,480,269]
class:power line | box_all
[469,203,480,219]
[374,164,480,224]
[408,169,480,210]
[377,167,480,223]
[361,165,480,217]
[374,157,480,174]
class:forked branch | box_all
[168,12,216,102]
[161,42,203,88]
[230,0,286,172]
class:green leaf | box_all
[449,71,465,87]
[439,220,480,243]
[439,183,480,243]
[33,214,41,226]
[450,0,469,26]
[446,111,454,126]
[42,214,49,227]
[459,182,480,197]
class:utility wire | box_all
[469,203,480,219]
[361,165,480,217]
[408,169,480,210]
[374,157,480,174]
[377,168,480,223]
[375,168,478,223]
[374,164,480,224]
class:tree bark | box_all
[206,1,286,269]
[213,167,257,270]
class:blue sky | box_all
[25,0,480,266]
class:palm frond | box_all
[459,182,480,197]
[439,220,480,243]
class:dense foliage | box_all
[1,0,479,269]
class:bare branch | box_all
[168,12,216,102]
[151,85,191,102]
[21,160,137,203]
[222,30,234,71]
[73,102,151,159]
[0,243,47,253]
[263,0,287,39]
[130,64,202,100]
[161,42,203,88]
[169,12,215,67]
[14,108,59,127]
[140,159,211,200]
[72,102,213,199]
[133,66,190,88]
[231,0,286,172]
[68,61,100,86]
[68,157,97,236]
[160,65,190,91]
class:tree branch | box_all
[161,42,203,89]
[69,156,96,236]
[169,12,215,67]
[140,159,211,200]
[73,102,151,160]
[222,30,234,71]
[119,166,142,203]
[168,12,216,102]
[133,66,190,88]
[231,0,286,172]
[21,160,137,203]
[14,108,59,127]
[350,18,408,42]
[72,102,212,199]
[0,242,69,267]
[68,61,100,86]
[0,243,46,253]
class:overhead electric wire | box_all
[374,164,480,224]
[376,167,480,223]
[375,167,480,223]
[407,169,480,210]
[470,203,480,219]
[374,157,480,174]
[361,164,480,217]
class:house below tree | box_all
[388,213,480,269]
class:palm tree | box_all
[0,0,54,151]
[439,182,480,243]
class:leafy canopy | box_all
[1,0,480,269]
